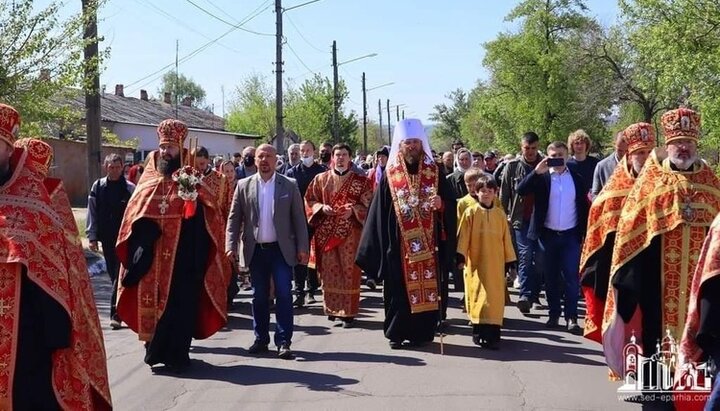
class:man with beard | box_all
[287,140,327,307]
[603,109,720,393]
[579,123,654,343]
[0,104,112,410]
[356,119,456,349]
[305,143,373,328]
[116,119,229,372]
[193,145,231,220]
[319,142,333,168]
[441,151,454,175]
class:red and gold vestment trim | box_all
[0,146,112,410]
[116,151,229,342]
[580,158,635,343]
[387,155,440,314]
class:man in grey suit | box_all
[590,131,627,200]
[226,144,309,359]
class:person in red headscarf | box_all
[116,119,230,372]
[0,104,112,410]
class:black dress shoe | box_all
[342,318,354,328]
[517,299,531,314]
[567,318,582,335]
[278,344,293,359]
[546,317,561,329]
[366,279,377,290]
[389,341,403,349]
[293,295,305,308]
[307,293,317,304]
[248,341,269,354]
[327,315,336,322]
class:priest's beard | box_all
[669,154,698,171]
[158,154,181,177]
[402,150,421,165]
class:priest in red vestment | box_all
[305,143,373,327]
[579,122,655,343]
[116,119,230,372]
[0,104,111,410]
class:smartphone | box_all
[546,158,565,167]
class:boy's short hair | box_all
[463,167,484,183]
[474,174,499,192]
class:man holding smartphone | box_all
[517,141,589,333]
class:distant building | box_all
[65,84,261,160]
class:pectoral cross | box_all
[159,199,169,215]
[0,298,11,317]
[682,197,695,222]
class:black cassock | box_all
[123,204,211,369]
[356,161,456,344]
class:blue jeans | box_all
[514,224,541,301]
[249,243,294,347]
[539,227,581,320]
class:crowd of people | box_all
[4,97,720,408]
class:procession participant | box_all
[457,175,516,349]
[447,148,472,199]
[305,143,373,327]
[356,118,456,349]
[367,146,389,192]
[0,104,111,409]
[116,119,229,372]
[603,109,720,380]
[193,145,231,220]
[579,123,654,343]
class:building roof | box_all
[66,90,228,131]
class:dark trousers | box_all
[101,240,119,320]
[293,264,319,296]
[294,225,319,296]
[539,227,581,320]
[250,243,294,347]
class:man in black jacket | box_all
[287,140,327,307]
[86,153,135,329]
[517,141,589,334]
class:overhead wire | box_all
[286,14,327,54]
[185,0,275,36]
[125,0,272,93]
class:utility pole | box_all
[82,0,101,188]
[378,99,383,145]
[402,110,405,119]
[396,105,400,122]
[332,40,339,143]
[275,0,284,151]
[175,40,179,118]
[362,72,367,154]
[386,99,391,141]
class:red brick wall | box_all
[46,138,135,206]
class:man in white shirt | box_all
[226,144,309,359]
[517,141,590,334]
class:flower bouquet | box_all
[172,165,204,219]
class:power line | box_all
[186,0,274,36]
[132,0,242,53]
[286,14,327,53]
[202,0,241,23]
[285,40,315,74]
[126,2,272,92]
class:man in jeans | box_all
[86,153,135,329]
[499,132,543,314]
[517,141,589,333]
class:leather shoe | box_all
[307,293,317,304]
[110,319,122,330]
[389,341,402,349]
[567,318,582,335]
[366,279,377,290]
[293,295,305,308]
[342,318,354,328]
[546,317,561,329]
[278,344,293,359]
[517,299,531,314]
[248,341,269,354]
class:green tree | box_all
[0,0,100,134]
[473,0,613,149]
[225,73,275,138]
[429,88,470,149]
[158,70,207,108]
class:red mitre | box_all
[661,108,701,144]
[157,119,188,148]
[0,103,21,148]
[623,122,656,154]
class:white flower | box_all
[397,188,408,199]
[408,195,420,207]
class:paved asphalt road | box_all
[89,270,643,411]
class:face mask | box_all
[320,152,331,162]
[301,156,314,167]
[243,155,255,167]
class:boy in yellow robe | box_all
[457,175,517,349]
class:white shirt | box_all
[256,173,277,243]
[545,168,577,231]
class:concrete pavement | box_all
[90,269,641,411]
